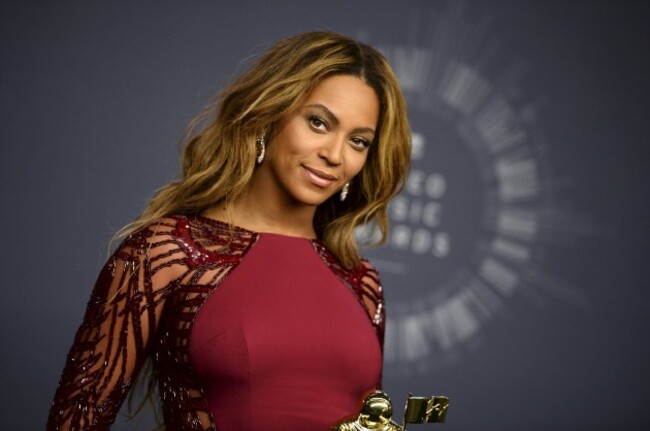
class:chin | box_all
[290,189,334,207]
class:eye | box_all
[350,136,371,150]
[308,115,328,132]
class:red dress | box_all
[47,215,385,430]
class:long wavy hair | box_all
[117,31,410,269]
[123,31,411,426]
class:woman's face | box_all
[262,74,380,207]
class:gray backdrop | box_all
[2,1,649,430]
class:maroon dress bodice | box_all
[47,215,385,431]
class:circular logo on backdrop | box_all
[358,4,582,377]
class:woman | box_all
[47,31,411,430]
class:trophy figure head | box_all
[357,391,395,429]
[331,389,449,431]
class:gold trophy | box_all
[330,390,449,431]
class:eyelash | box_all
[308,115,371,149]
[308,115,328,131]
[351,137,371,149]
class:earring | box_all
[340,182,350,201]
[256,136,265,164]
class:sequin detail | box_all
[47,215,385,430]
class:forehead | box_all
[302,75,380,125]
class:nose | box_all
[318,133,345,166]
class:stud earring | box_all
[256,136,265,164]
[340,182,350,201]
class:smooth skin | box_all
[204,75,380,238]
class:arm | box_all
[47,221,184,430]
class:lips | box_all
[302,165,338,188]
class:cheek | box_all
[280,129,313,158]
[346,152,370,178]
[269,134,301,163]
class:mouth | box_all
[301,165,338,188]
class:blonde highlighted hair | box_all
[118,31,411,269]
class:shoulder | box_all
[357,258,385,329]
[358,258,382,298]
[91,217,188,299]
[117,216,184,253]
[120,214,233,247]
[109,217,194,277]
[120,214,257,270]
[359,258,380,279]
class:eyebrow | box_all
[305,103,376,135]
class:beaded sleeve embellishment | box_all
[47,216,384,430]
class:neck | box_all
[232,189,318,238]
[203,173,318,239]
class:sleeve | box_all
[358,259,385,389]
[359,260,385,354]
[47,222,184,431]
